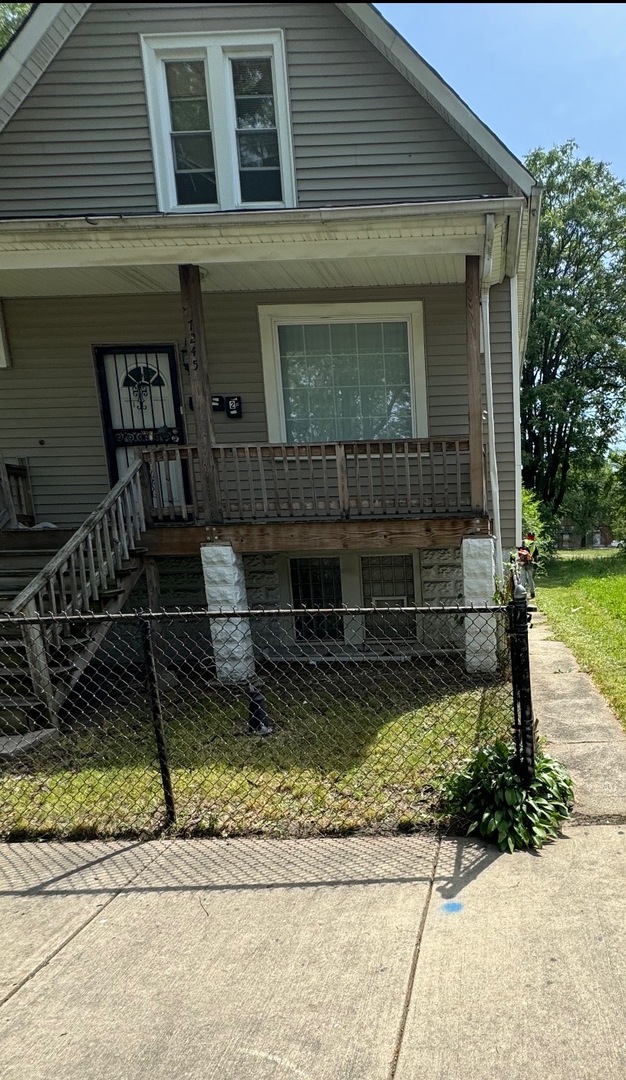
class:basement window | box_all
[142,31,295,212]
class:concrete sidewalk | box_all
[530,610,626,818]
[1,828,625,1079]
[2,611,626,1079]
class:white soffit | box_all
[0,254,466,298]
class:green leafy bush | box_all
[521,488,558,566]
[440,740,573,852]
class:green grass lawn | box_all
[538,549,626,727]
[0,661,512,840]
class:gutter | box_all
[0,196,527,234]
[480,213,503,576]
[518,185,542,363]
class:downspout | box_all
[481,213,503,578]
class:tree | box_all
[522,142,626,511]
[559,458,616,540]
[0,4,31,50]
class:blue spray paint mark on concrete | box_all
[440,900,464,914]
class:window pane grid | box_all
[361,556,416,642]
[290,557,343,641]
[165,60,216,206]
[279,320,412,443]
[231,57,282,202]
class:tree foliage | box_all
[522,143,626,511]
[0,4,31,50]
[559,458,616,539]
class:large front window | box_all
[142,31,295,212]
[278,321,412,442]
[259,302,427,444]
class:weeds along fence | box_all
[0,598,536,840]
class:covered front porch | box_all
[0,198,530,552]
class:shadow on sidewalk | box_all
[0,833,439,897]
[434,834,504,899]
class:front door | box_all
[96,345,185,502]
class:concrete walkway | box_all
[2,613,626,1079]
[1,826,625,1080]
[530,610,626,819]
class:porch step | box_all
[0,556,57,572]
[0,531,74,553]
[0,729,58,758]
[0,549,59,557]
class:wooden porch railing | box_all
[143,437,477,524]
[9,459,146,620]
[7,460,146,725]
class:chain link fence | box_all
[0,601,535,840]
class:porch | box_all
[144,435,482,524]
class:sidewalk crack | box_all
[387,835,441,1080]
[0,840,171,1010]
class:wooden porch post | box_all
[178,264,222,523]
[466,255,484,511]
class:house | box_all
[0,3,540,740]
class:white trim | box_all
[258,301,428,443]
[0,4,65,98]
[0,300,9,367]
[141,30,295,214]
[510,275,523,544]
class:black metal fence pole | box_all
[141,618,176,827]
[507,585,536,784]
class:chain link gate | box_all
[0,598,536,840]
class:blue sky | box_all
[376,3,626,179]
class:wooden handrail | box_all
[142,437,480,523]
[9,459,144,615]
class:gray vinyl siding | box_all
[489,280,516,552]
[0,3,507,217]
[0,284,473,528]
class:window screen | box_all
[165,61,216,205]
[231,58,282,203]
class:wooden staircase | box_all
[0,461,147,757]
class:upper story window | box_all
[141,31,295,213]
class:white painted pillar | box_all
[201,544,255,683]
[461,537,498,673]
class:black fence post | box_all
[507,584,536,784]
[141,618,176,828]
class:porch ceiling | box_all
[0,253,467,298]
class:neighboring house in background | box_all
[0,3,540,741]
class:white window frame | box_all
[141,30,296,213]
[258,301,428,443]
